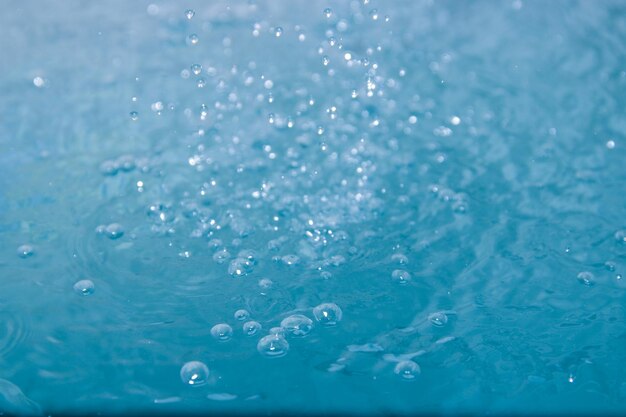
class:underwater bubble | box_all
[228,257,254,277]
[16,244,34,259]
[129,111,139,121]
[213,249,231,264]
[197,78,206,88]
[577,271,595,286]
[281,254,300,266]
[269,327,286,336]
[210,323,233,341]
[185,9,195,20]
[281,314,314,337]
[370,9,379,20]
[391,269,411,285]
[258,278,273,289]
[180,361,209,386]
[99,160,119,176]
[257,334,289,358]
[33,76,45,87]
[191,64,202,75]
[104,223,124,240]
[234,309,250,321]
[116,155,135,172]
[243,321,262,336]
[73,279,95,296]
[606,140,616,149]
[274,27,283,37]
[394,360,421,380]
[322,56,330,66]
[391,253,408,264]
[313,303,343,326]
[188,34,199,45]
[323,8,332,18]
[615,230,626,244]
[604,261,616,272]
[428,311,448,327]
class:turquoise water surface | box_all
[1,0,626,415]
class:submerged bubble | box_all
[394,360,421,380]
[188,34,199,45]
[129,111,139,121]
[257,334,289,357]
[323,8,333,18]
[234,309,250,321]
[180,361,209,386]
[191,64,202,75]
[17,244,35,259]
[228,257,254,277]
[280,314,314,337]
[243,321,262,336]
[322,55,330,66]
[184,9,195,20]
[281,254,300,266]
[73,279,95,296]
[577,271,595,286]
[615,230,626,244]
[313,303,343,326]
[104,223,124,240]
[210,323,233,341]
[428,311,448,327]
[274,27,283,37]
[391,269,411,285]
[33,76,45,87]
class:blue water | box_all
[1,0,626,415]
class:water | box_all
[1,0,626,414]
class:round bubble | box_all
[313,303,343,326]
[17,244,35,258]
[394,360,421,380]
[257,334,289,357]
[391,269,411,285]
[281,314,314,337]
[73,279,95,296]
[234,309,250,321]
[180,361,209,386]
[243,321,262,336]
[210,323,233,341]
[104,223,124,240]
[577,271,595,286]
[428,311,448,327]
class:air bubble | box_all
[323,8,333,18]
[313,303,343,326]
[394,360,421,380]
[210,323,233,341]
[243,321,262,336]
[391,269,411,285]
[370,9,379,20]
[274,27,283,37]
[17,244,35,259]
[577,271,595,286]
[428,311,448,327]
[188,34,199,45]
[33,76,45,87]
[257,334,289,357]
[180,361,209,386]
[73,279,95,296]
[129,111,139,121]
[104,223,124,240]
[280,314,314,337]
[234,309,250,321]
[185,9,195,20]
[322,56,330,66]
[191,64,202,75]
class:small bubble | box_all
[185,9,195,20]
[577,271,595,286]
[322,55,330,66]
[450,116,461,125]
[129,111,139,121]
[370,9,379,20]
[344,52,352,61]
[391,269,411,285]
[228,257,254,277]
[234,309,250,321]
[197,78,206,88]
[104,223,124,240]
[210,323,233,341]
[264,79,274,89]
[213,249,231,264]
[313,303,343,326]
[243,321,262,336]
[391,253,408,264]
[606,140,616,149]
[188,34,199,45]
[33,76,45,87]
[274,27,283,37]
[317,126,325,135]
[281,254,300,266]
[280,314,314,337]
[605,261,616,272]
[191,64,202,75]
[323,8,333,18]
[17,244,35,258]
[394,360,421,380]
[257,334,289,357]
[259,278,273,289]
[615,230,626,244]
[73,279,95,296]
[351,89,359,99]
[428,311,448,327]
[180,361,209,386]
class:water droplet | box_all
[17,244,34,259]
[185,9,195,20]
[313,303,343,326]
[391,269,411,285]
[280,314,314,337]
[234,309,250,321]
[274,27,283,37]
[210,323,233,341]
[394,360,421,380]
[180,361,209,386]
[129,111,139,121]
[73,279,95,296]
[243,321,262,336]
[428,311,448,327]
[577,271,595,286]
[104,223,124,240]
[257,334,289,357]
[323,8,333,18]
